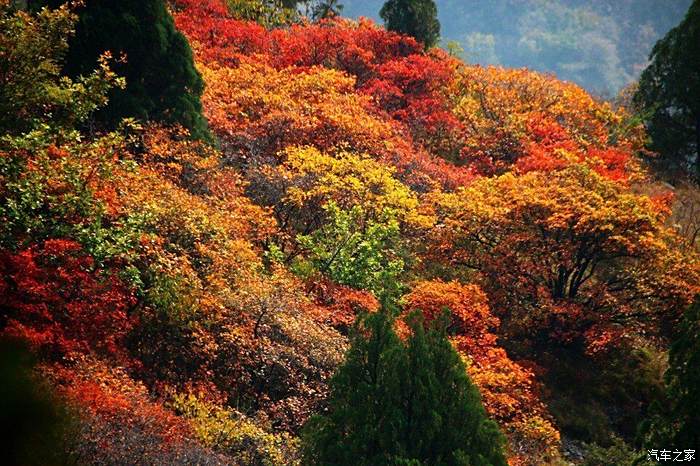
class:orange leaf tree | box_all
[403,280,561,464]
[431,164,699,353]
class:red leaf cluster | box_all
[0,240,135,362]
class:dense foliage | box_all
[634,0,700,182]
[2,0,698,464]
[0,339,70,466]
[643,298,700,450]
[0,2,121,136]
[32,0,210,139]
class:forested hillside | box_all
[1,0,699,465]
[342,0,692,94]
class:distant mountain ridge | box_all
[341,0,692,95]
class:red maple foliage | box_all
[0,239,135,362]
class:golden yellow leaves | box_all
[429,164,699,355]
[276,146,434,230]
[200,63,394,157]
[451,65,644,177]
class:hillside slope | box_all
[1,1,698,465]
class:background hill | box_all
[341,0,692,95]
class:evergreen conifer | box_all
[302,309,507,466]
[379,0,440,49]
[33,0,210,140]
[643,297,700,448]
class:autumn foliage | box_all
[0,240,135,362]
[2,1,699,464]
[403,281,561,463]
[430,165,698,354]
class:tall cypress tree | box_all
[634,0,699,181]
[32,0,210,140]
[301,309,507,466]
[379,0,440,49]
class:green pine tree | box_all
[301,308,507,466]
[634,0,700,181]
[312,0,344,20]
[643,297,700,449]
[379,0,440,49]
[32,0,210,140]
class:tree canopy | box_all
[634,0,700,181]
[2,1,699,464]
[380,0,440,49]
